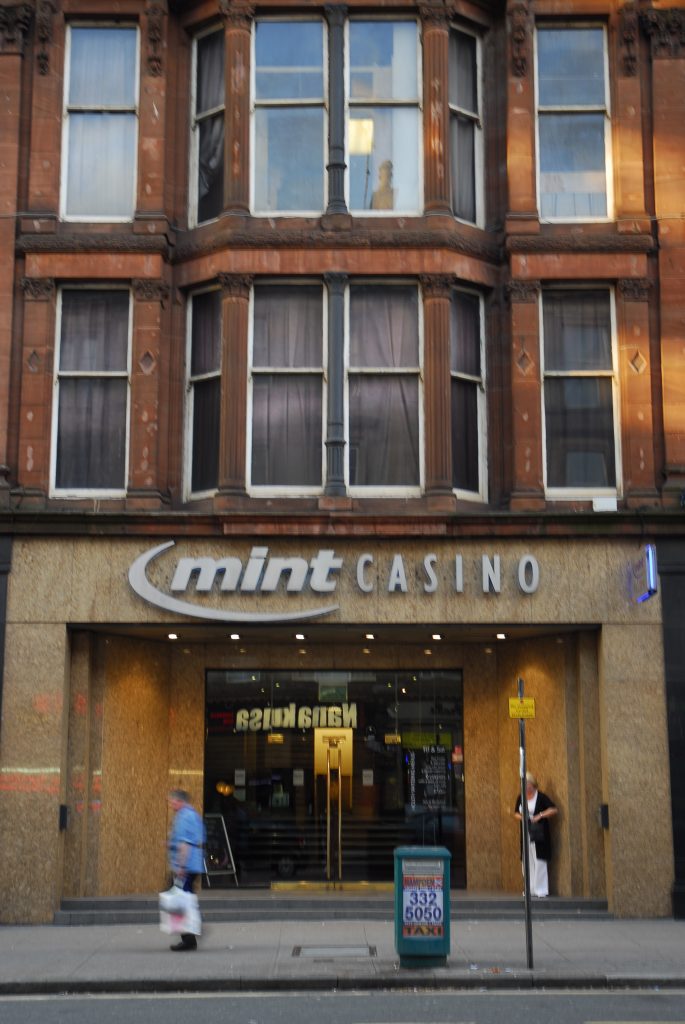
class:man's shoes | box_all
[170,940,197,952]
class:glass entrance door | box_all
[204,669,466,887]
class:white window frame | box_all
[345,17,423,217]
[451,287,487,502]
[189,23,225,228]
[448,23,484,227]
[60,23,140,223]
[345,280,424,496]
[50,285,132,497]
[247,280,328,496]
[250,16,328,216]
[534,23,613,223]
[184,286,222,500]
[540,285,622,499]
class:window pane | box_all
[450,114,476,222]
[197,113,224,222]
[254,108,324,211]
[545,377,616,488]
[253,287,322,367]
[349,108,419,212]
[197,30,224,114]
[252,375,322,486]
[543,290,612,371]
[451,378,479,492]
[450,292,480,376]
[191,292,222,377]
[449,31,477,113]
[66,113,136,217]
[191,377,220,493]
[350,21,418,101]
[69,27,137,107]
[539,113,607,218]
[255,21,323,100]
[349,375,419,486]
[60,291,129,371]
[350,285,418,367]
[538,28,605,106]
[56,379,127,489]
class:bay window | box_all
[188,290,222,494]
[450,290,485,496]
[536,26,611,220]
[192,27,225,225]
[53,290,130,493]
[62,26,139,220]
[542,289,619,493]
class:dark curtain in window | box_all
[349,286,419,486]
[56,291,129,490]
[450,292,481,491]
[449,31,477,223]
[196,31,225,222]
[190,290,222,493]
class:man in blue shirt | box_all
[167,789,205,951]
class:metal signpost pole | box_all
[518,676,534,970]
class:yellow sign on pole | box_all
[509,697,536,719]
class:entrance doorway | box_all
[204,670,465,887]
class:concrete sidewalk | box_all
[0,917,684,994]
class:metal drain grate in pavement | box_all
[292,945,377,958]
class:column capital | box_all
[617,277,651,301]
[640,8,685,59]
[219,1,255,31]
[506,279,540,304]
[132,279,170,304]
[620,3,639,77]
[21,276,55,301]
[419,1,449,31]
[0,3,33,56]
[420,275,453,300]
[145,1,167,78]
[324,5,347,27]
[324,272,348,291]
[36,0,56,75]
[508,0,532,78]
[219,273,253,299]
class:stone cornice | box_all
[0,2,33,55]
[16,233,171,256]
[640,8,685,59]
[506,234,656,254]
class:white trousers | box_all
[524,841,549,897]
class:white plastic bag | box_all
[159,886,202,936]
[159,884,186,914]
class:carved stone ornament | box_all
[418,1,449,30]
[506,280,540,304]
[218,273,253,298]
[620,3,639,76]
[640,8,685,59]
[133,279,170,303]
[35,0,56,75]
[218,1,255,31]
[146,1,166,77]
[618,277,651,301]
[420,274,454,299]
[0,3,33,55]
[21,276,55,300]
[509,1,531,78]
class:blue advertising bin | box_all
[394,846,451,968]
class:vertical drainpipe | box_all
[0,537,11,734]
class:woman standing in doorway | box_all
[514,772,558,898]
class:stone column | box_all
[27,0,60,217]
[128,280,170,506]
[135,2,168,226]
[420,3,451,216]
[325,5,347,215]
[613,4,649,231]
[218,274,252,493]
[640,9,685,502]
[324,273,347,495]
[0,4,33,502]
[421,275,453,493]
[221,1,253,214]
[16,277,55,498]
[505,0,539,234]
[616,278,658,505]
[507,280,545,508]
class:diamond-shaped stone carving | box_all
[139,351,156,375]
[27,351,40,373]
[630,349,647,374]
[516,348,532,375]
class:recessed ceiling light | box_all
[230,633,240,641]
[401,687,407,694]
[239,647,247,654]
[484,647,493,655]
[365,633,375,641]
[496,632,506,640]
[295,633,305,641]
[424,648,432,656]
[432,633,442,641]
[363,647,371,655]
[298,648,307,655]
[168,633,178,640]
